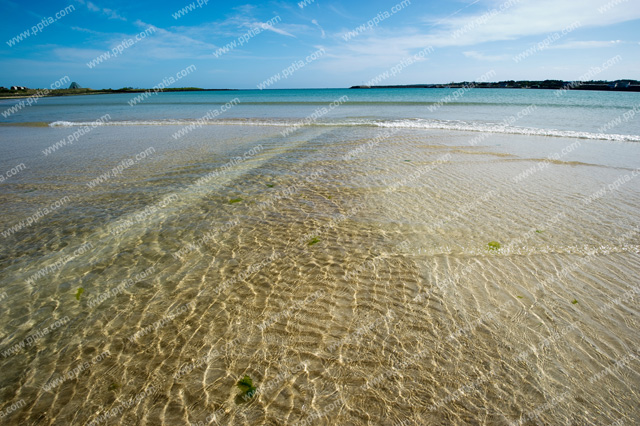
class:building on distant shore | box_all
[608,80,632,89]
[68,82,81,89]
[10,86,27,90]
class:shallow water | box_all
[0,118,639,425]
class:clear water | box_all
[0,90,639,425]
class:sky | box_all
[1,0,639,89]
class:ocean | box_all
[0,88,639,425]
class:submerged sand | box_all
[0,124,638,425]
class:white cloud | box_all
[430,0,640,46]
[71,26,103,35]
[102,8,126,21]
[78,0,127,21]
[85,1,100,12]
[463,50,510,61]
[551,40,623,49]
[312,19,326,39]
[238,18,296,38]
[318,0,640,72]
[131,20,218,59]
[59,21,219,62]
[261,23,296,38]
[327,4,358,20]
[214,10,297,38]
[342,0,640,53]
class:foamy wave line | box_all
[49,120,185,127]
[370,119,640,142]
[48,118,640,142]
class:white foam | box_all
[47,118,640,142]
[368,119,640,142]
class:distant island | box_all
[0,86,236,99]
[350,80,640,92]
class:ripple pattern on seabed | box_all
[0,125,638,425]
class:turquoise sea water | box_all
[2,88,639,139]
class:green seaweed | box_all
[535,230,543,233]
[75,287,84,301]
[571,299,578,304]
[108,382,121,391]
[237,375,257,399]
[307,237,320,246]
[487,241,501,250]
[517,295,524,299]
[229,198,243,204]
[266,184,274,188]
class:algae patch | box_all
[237,375,257,399]
[487,241,501,250]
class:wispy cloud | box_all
[327,4,358,20]
[71,26,104,35]
[312,19,326,38]
[132,20,219,59]
[430,0,640,46]
[60,20,219,62]
[76,0,126,21]
[463,50,510,61]
[212,7,298,38]
[320,0,640,71]
[84,1,100,12]
[550,40,623,49]
[102,8,126,21]
[262,23,296,38]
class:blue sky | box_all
[1,0,639,89]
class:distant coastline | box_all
[2,80,640,100]
[0,87,236,99]
[350,79,640,92]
